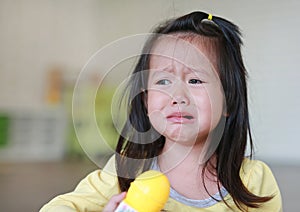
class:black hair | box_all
[115,11,273,210]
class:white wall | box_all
[0,0,299,163]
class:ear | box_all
[223,112,229,117]
[222,98,229,117]
[222,106,229,117]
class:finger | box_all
[103,192,127,212]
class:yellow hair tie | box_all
[208,14,213,20]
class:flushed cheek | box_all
[193,97,212,132]
[205,85,224,129]
[148,110,167,135]
[190,87,220,132]
[147,90,168,110]
[147,91,169,133]
[192,100,222,139]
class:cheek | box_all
[192,86,224,127]
[193,93,212,129]
[147,91,169,132]
[147,90,169,112]
[204,85,224,126]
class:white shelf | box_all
[0,107,67,162]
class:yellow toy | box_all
[115,170,170,212]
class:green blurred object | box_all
[64,82,121,159]
[0,114,10,147]
[95,86,120,153]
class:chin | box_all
[165,132,199,145]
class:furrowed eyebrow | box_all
[149,66,173,78]
[149,64,214,79]
[150,65,173,72]
[188,67,211,77]
[158,67,210,76]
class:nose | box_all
[171,84,190,106]
[172,96,188,105]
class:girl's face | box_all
[147,35,224,145]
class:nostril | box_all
[172,99,186,105]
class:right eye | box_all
[156,79,171,85]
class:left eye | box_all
[188,79,203,84]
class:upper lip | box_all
[166,112,194,120]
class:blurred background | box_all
[0,0,299,211]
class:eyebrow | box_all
[149,66,174,80]
[149,65,212,78]
[150,66,173,73]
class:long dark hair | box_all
[115,11,272,210]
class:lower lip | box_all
[167,116,194,124]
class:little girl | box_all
[41,11,282,211]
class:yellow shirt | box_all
[40,156,282,212]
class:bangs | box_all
[164,32,221,73]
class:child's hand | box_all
[103,192,127,212]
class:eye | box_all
[156,79,171,85]
[188,79,204,84]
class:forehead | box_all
[149,34,218,71]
